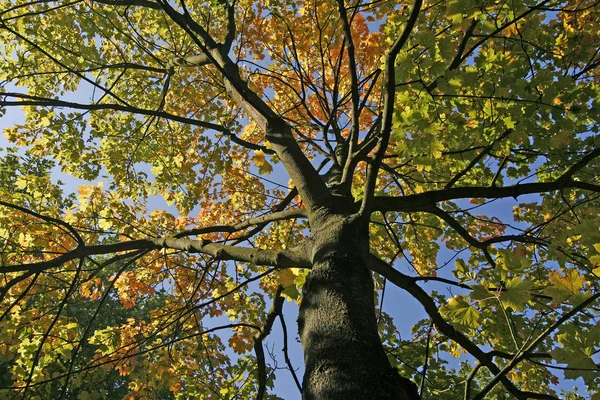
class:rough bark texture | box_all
[298,213,419,399]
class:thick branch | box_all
[373,153,600,213]
[1,236,311,274]
[156,1,331,214]
[336,0,361,158]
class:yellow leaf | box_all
[98,218,112,230]
[15,177,27,190]
[251,150,273,174]
[279,268,296,286]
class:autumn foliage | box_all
[0,0,599,399]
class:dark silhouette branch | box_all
[0,92,273,154]
[367,255,551,400]
[419,321,434,398]
[427,19,478,92]
[5,323,259,390]
[456,0,553,68]
[373,147,600,212]
[23,258,85,397]
[336,0,361,180]
[0,200,84,245]
[253,286,284,400]
[445,129,513,189]
[58,251,147,399]
[278,312,302,394]
[91,0,163,10]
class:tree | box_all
[0,0,599,398]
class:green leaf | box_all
[551,325,600,383]
[499,277,533,312]
[441,295,481,328]
[452,258,477,282]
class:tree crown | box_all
[0,0,599,398]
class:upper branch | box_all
[445,128,513,189]
[455,0,553,69]
[336,0,361,154]
[358,0,423,217]
[156,1,331,215]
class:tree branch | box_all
[358,0,423,217]
[253,286,284,400]
[445,129,513,189]
[336,0,361,167]
[91,0,163,10]
[367,255,542,399]
[1,236,311,275]
[156,0,331,214]
[373,147,600,212]
[278,311,302,394]
[0,92,273,154]
[472,292,600,399]
[0,200,84,246]
[174,207,307,239]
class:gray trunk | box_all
[298,215,418,399]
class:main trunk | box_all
[298,215,418,399]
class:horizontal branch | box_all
[91,0,162,10]
[0,92,273,153]
[373,173,600,214]
[1,236,311,274]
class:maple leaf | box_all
[441,295,481,328]
[250,150,273,174]
[545,269,589,305]
[499,277,533,312]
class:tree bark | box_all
[298,214,419,399]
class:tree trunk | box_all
[298,214,419,399]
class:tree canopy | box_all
[0,0,599,398]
